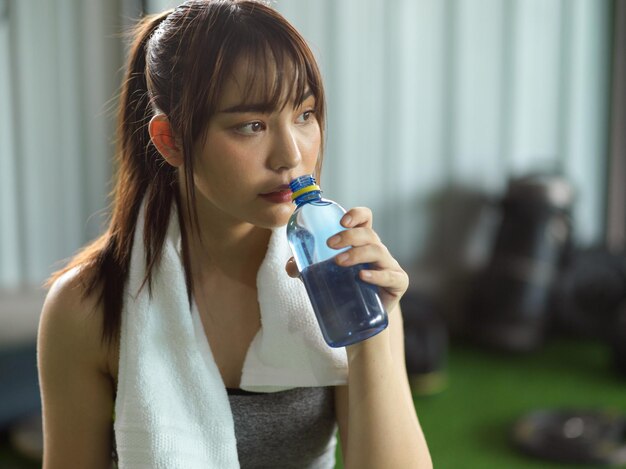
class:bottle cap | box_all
[289,175,321,201]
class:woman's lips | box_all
[259,190,292,204]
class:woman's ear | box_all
[149,114,184,167]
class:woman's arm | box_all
[37,270,116,469]
[335,304,432,468]
[286,206,432,467]
[326,207,431,468]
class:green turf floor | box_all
[366,337,626,469]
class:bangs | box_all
[237,34,312,111]
[185,2,326,144]
[208,5,324,115]
[240,44,310,112]
[179,1,326,144]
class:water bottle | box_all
[286,174,388,347]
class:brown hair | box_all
[47,0,326,347]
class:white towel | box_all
[113,201,348,468]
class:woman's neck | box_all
[180,192,271,286]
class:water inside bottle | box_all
[301,258,388,347]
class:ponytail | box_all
[47,10,179,347]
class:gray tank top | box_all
[227,386,338,469]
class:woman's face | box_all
[190,58,321,230]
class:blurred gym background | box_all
[1,0,624,467]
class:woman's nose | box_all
[269,127,302,171]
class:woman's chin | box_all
[252,204,294,228]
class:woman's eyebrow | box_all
[218,90,314,114]
[296,89,314,105]
[218,102,274,114]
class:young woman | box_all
[37,1,432,467]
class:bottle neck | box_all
[294,190,322,207]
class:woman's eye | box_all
[236,121,265,135]
[296,110,315,124]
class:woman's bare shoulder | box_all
[42,266,102,334]
[39,266,110,374]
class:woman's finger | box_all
[341,206,373,229]
[359,268,409,294]
[334,243,399,270]
[327,226,380,249]
[285,257,300,279]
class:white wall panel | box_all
[387,0,449,262]
[2,0,122,287]
[277,0,612,263]
[508,0,564,174]
[0,0,613,287]
[13,0,61,281]
[0,0,21,287]
[561,0,611,244]
[452,0,506,190]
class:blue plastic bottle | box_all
[286,175,388,347]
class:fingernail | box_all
[342,215,352,227]
[361,270,372,278]
[328,235,340,247]
[337,253,349,263]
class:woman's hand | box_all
[285,206,409,315]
